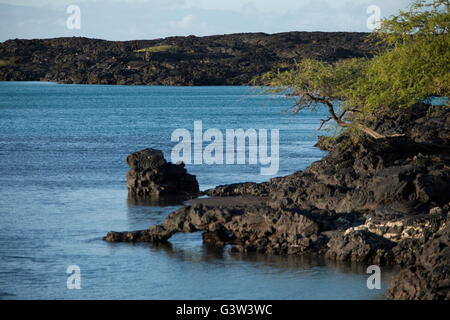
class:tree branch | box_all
[318,117,332,130]
[304,92,386,139]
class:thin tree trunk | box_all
[338,121,385,139]
[324,100,386,139]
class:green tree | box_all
[258,0,449,139]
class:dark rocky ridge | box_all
[104,104,449,300]
[0,32,376,85]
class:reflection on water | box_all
[148,239,398,280]
[125,193,398,298]
[107,237,398,300]
[125,196,179,229]
[127,194,189,208]
[123,190,397,300]
[0,83,391,299]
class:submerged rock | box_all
[126,148,199,200]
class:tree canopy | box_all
[257,0,449,138]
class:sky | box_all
[0,0,413,42]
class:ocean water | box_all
[0,82,394,299]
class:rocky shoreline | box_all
[104,104,449,300]
[0,32,376,86]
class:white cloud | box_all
[181,0,411,15]
[0,0,413,41]
[170,14,195,29]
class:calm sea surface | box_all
[0,82,394,299]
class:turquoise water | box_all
[0,82,393,299]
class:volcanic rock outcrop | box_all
[126,148,199,200]
[106,105,449,300]
[386,223,449,300]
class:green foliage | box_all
[373,0,449,46]
[256,58,368,113]
[348,0,450,115]
[134,45,175,53]
[0,58,15,67]
[257,0,449,128]
[346,33,449,115]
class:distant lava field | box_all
[0,32,377,85]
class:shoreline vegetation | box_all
[105,0,449,300]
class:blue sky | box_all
[0,0,412,41]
